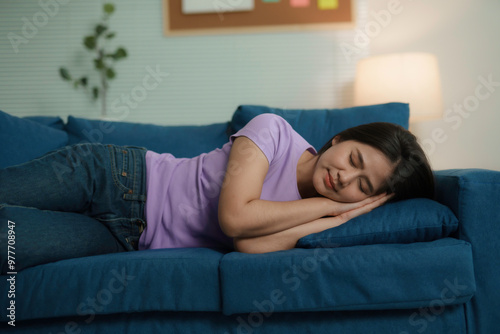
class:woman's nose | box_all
[338,169,357,186]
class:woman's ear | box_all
[331,136,339,146]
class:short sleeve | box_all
[230,114,296,164]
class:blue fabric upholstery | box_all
[296,198,458,248]
[0,110,68,169]
[220,238,475,315]
[0,305,466,334]
[24,116,66,131]
[65,116,230,158]
[0,248,225,321]
[435,169,500,334]
[229,103,410,151]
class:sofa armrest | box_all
[434,168,500,334]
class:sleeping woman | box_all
[0,113,434,272]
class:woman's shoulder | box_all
[249,113,287,123]
[242,113,292,133]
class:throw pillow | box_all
[296,198,458,248]
[24,115,66,131]
[0,110,68,169]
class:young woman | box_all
[0,113,433,272]
[217,113,433,253]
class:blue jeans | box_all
[0,143,147,273]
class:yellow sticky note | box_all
[318,0,338,10]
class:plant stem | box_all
[101,69,106,117]
[98,49,107,117]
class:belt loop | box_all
[123,193,147,202]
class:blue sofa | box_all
[0,104,499,334]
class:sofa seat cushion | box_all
[296,198,458,248]
[65,116,230,158]
[0,110,68,169]
[220,238,475,315]
[0,248,225,321]
[229,103,409,152]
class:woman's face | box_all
[313,138,395,203]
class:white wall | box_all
[1,0,498,171]
[366,0,500,171]
[0,0,367,125]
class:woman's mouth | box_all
[325,172,336,191]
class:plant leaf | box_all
[113,47,127,60]
[95,24,108,37]
[105,32,115,39]
[103,3,115,14]
[84,36,96,50]
[93,87,99,100]
[59,67,72,81]
[80,77,88,87]
[106,68,116,79]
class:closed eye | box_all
[358,179,367,194]
[351,152,367,194]
[349,152,356,167]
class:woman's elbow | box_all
[218,216,240,239]
[233,237,262,254]
[218,210,247,238]
[233,236,293,254]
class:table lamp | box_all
[354,53,443,122]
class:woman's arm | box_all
[218,136,387,239]
[233,193,391,253]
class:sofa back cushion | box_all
[0,110,69,169]
[65,116,230,158]
[229,103,409,151]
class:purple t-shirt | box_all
[138,114,316,251]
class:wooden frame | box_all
[163,0,356,36]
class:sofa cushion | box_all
[229,103,409,151]
[0,248,225,321]
[65,116,230,158]
[296,198,458,248]
[24,115,66,131]
[0,110,68,169]
[435,169,500,334]
[220,238,475,315]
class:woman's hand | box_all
[325,192,391,217]
[327,192,393,223]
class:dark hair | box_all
[317,122,434,202]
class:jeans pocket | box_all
[107,145,134,194]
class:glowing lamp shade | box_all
[354,53,443,122]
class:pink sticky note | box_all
[291,0,310,7]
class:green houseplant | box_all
[59,3,127,117]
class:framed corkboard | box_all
[163,0,355,36]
